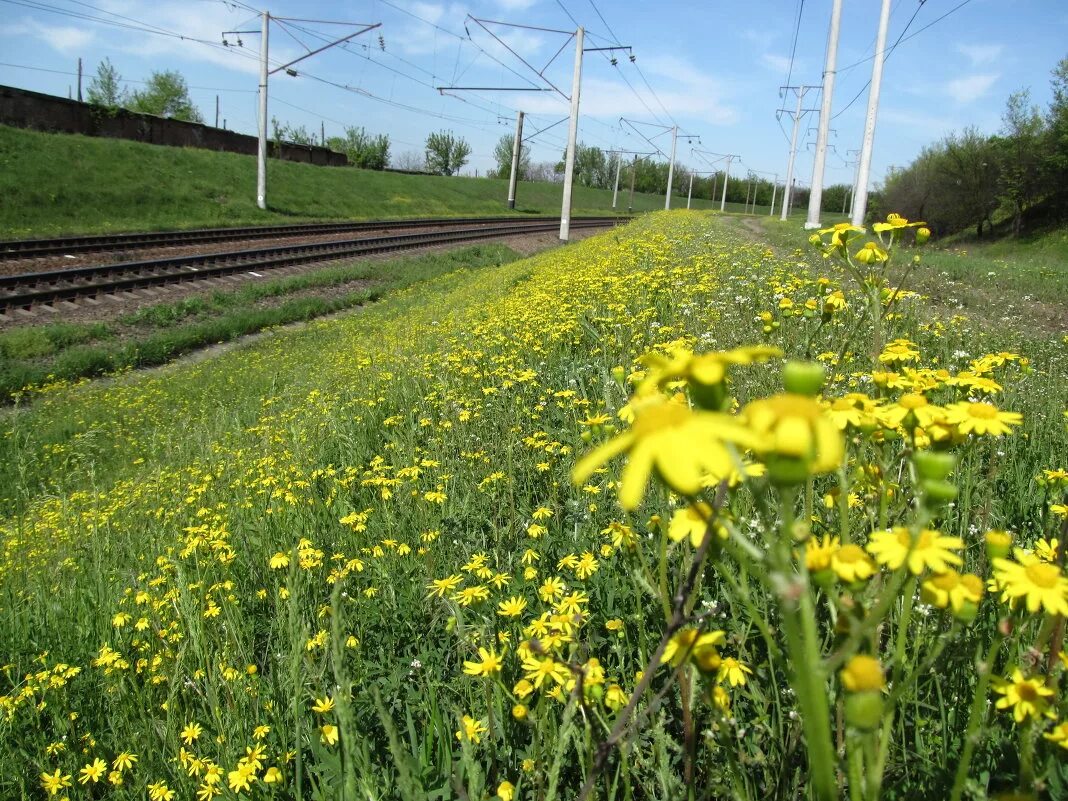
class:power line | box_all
[0,60,255,93]
[782,0,805,106]
[831,0,926,121]
[838,0,970,73]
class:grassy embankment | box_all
[0,124,759,237]
[0,211,1066,799]
[0,244,520,400]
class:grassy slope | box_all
[0,125,754,237]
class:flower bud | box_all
[783,361,826,396]
[915,227,930,245]
[611,365,626,385]
[845,691,884,731]
[913,450,955,481]
[920,478,957,507]
[512,704,528,720]
[808,234,823,247]
[985,530,1012,561]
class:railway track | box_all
[0,215,625,260]
[0,218,623,314]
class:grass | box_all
[1,212,1065,800]
[0,244,520,400]
[0,124,764,237]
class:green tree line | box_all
[880,54,1068,237]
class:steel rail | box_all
[0,219,620,313]
[0,215,627,259]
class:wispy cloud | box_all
[944,72,999,104]
[496,0,540,9]
[955,43,1003,66]
[25,20,95,52]
[760,53,793,73]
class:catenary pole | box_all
[719,156,734,212]
[847,148,861,216]
[507,110,525,210]
[611,151,621,209]
[770,174,778,216]
[627,154,636,213]
[77,58,82,102]
[851,0,891,226]
[780,89,804,221]
[806,0,843,229]
[686,172,693,209]
[256,10,269,210]
[559,27,584,242]
[664,125,678,210]
[215,95,220,128]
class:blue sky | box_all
[2,0,1066,190]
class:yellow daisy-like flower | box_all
[824,393,880,430]
[573,394,767,510]
[866,528,964,575]
[921,570,984,613]
[1043,721,1068,750]
[872,213,924,233]
[455,715,488,744]
[854,242,889,264]
[639,344,781,394]
[463,647,504,678]
[831,544,877,583]
[497,595,528,617]
[993,668,1055,723]
[522,655,568,689]
[661,628,725,669]
[840,655,885,692]
[877,393,945,431]
[806,534,840,573]
[991,554,1068,615]
[818,221,866,249]
[498,780,516,801]
[311,696,334,715]
[320,724,339,746]
[944,401,1022,437]
[742,393,844,484]
[717,657,752,687]
[667,502,716,548]
[605,684,629,711]
[79,758,108,784]
[41,769,73,796]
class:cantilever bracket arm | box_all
[269,23,381,75]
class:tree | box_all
[86,58,125,109]
[424,131,471,176]
[997,90,1045,236]
[327,127,390,170]
[127,70,203,123]
[391,150,424,172]
[490,134,530,180]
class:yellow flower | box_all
[854,242,888,264]
[498,780,516,801]
[877,393,945,431]
[268,552,290,569]
[227,763,256,793]
[512,703,528,720]
[993,669,1055,722]
[538,576,566,603]
[262,766,282,784]
[1043,721,1068,750]
[311,696,335,715]
[831,545,877,583]
[79,758,107,784]
[817,222,866,249]
[742,393,844,484]
[944,401,1022,436]
[426,574,463,598]
[180,721,203,745]
[320,724,339,745]
[113,752,138,772]
[605,684,629,710]
[866,528,963,575]
[661,628,725,669]
[872,213,924,233]
[806,535,840,573]
[992,554,1068,615]
[41,769,72,796]
[840,655,885,692]
[639,345,781,395]
[667,502,717,548]
[455,714,488,744]
[573,394,766,509]
[148,781,176,801]
[717,657,752,687]
[522,655,568,688]
[497,595,528,617]
[463,647,504,678]
[921,570,984,613]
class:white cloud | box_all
[26,20,96,52]
[519,54,738,126]
[945,72,999,104]
[956,43,1003,66]
[761,53,793,73]
[495,0,540,9]
[881,108,958,134]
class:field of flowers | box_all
[1,211,1067,801]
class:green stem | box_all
[776,486,839,801]
[949,633,1005,801]
[1019,721,1035,793]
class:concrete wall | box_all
[0,84,348,167]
